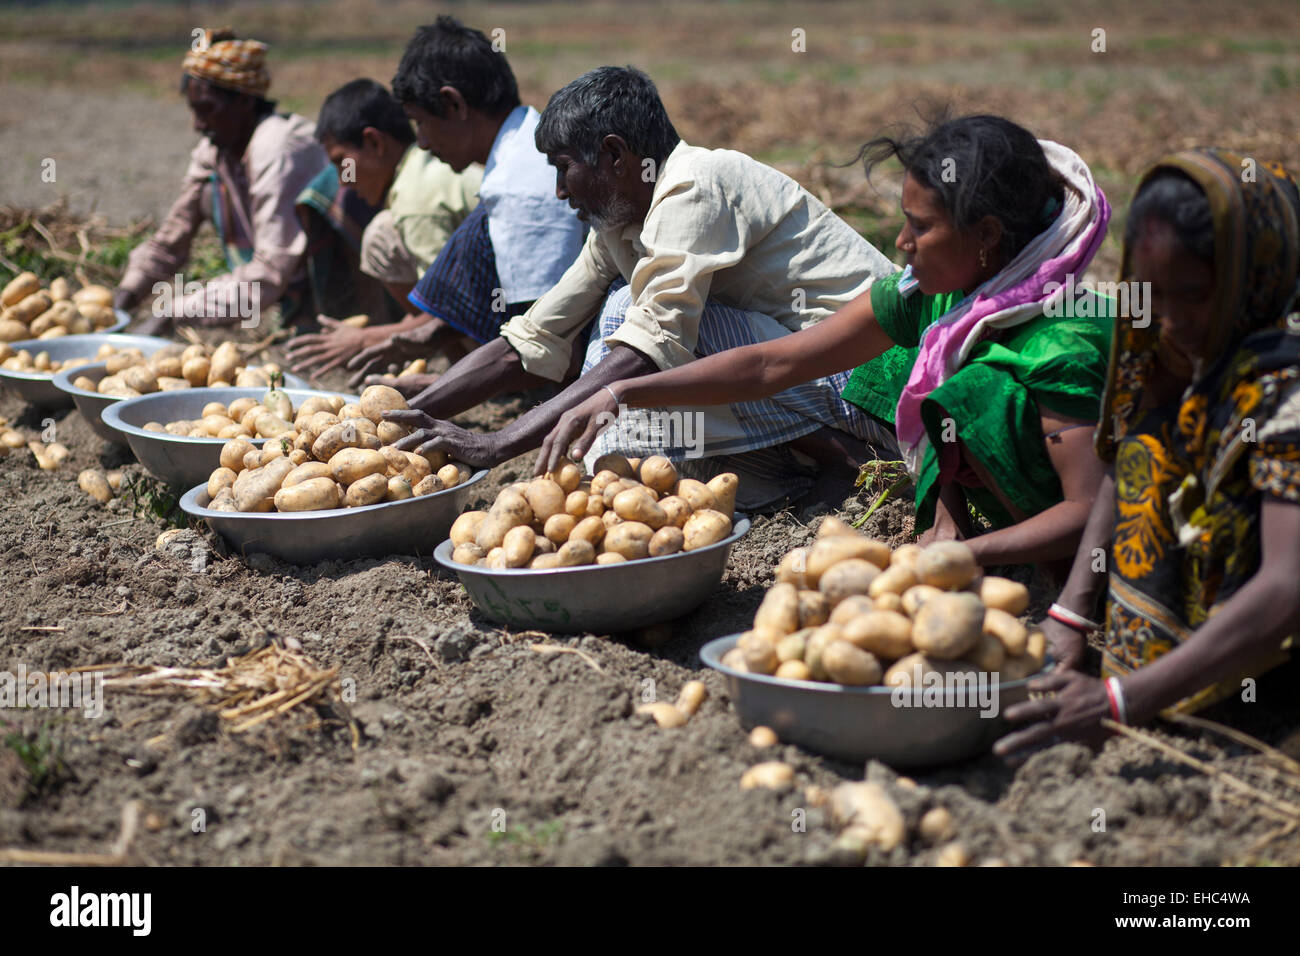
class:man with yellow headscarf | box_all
[116,29,354,334]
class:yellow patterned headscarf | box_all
[183,28,270,98]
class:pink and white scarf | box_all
[893,140,1111,476]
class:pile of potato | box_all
[722,518,1046,686]
[75,340,283,397]
[204,384,467,512]
[448,453,737,569]
[0,273,118,344]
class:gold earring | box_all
[979,248,988,269]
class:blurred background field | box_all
[1,0,1299,283]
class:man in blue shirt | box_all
[288,16,585,384]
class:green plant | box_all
[1,716,70,802]
[122,473,185,528]
[852,459,909,529]
[486,819,565,856]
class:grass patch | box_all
[1,716,71,804]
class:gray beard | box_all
[589,192,638,233]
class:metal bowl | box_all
[701,634,1051,768]
[103,386,348,488]
[54,359,308,446]
[0,315,146,407]
[434,516,751,634]
[180,469,489,565]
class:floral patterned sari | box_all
[1095,150,1300,711]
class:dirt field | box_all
[3,0,1300,867]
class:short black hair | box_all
[1125,170,1214,262]
[316,79,415,148]
[858,114,1064,262]
[180,72,276,118]
[391,16,520,118]
[535,66,680,168]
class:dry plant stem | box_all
[0,800,142,866]
[1164,711,1300,776]
[1104,719,1300,821]
[529,643,605,674]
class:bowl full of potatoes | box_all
[434,453,749,633]
[52,338,306,444]
[700,522,1051,767]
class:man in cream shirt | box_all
[389,66,898,507]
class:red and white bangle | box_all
[1048,603,1101,633]
[1104,677,1129,724]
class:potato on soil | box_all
[676,680,707,716]
[916,540,979,590]
[636,702,687,729]
[740,762,794,791]
[78,469,112,503]
[829,782,905,851]
[911,591,985,660]
[749,726,778,748]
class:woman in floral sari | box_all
[998,150,1300,753]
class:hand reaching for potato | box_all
[536,387,621,475]
[385,409,506,468]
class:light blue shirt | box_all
[480,105,586,304]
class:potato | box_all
[595,552,627,565]
[805,535,890,587]
[219,437,255,472]
[776,628,812,663]
[772,659,810,681]
[592,453,635,479]
[82,304,117,329]
[589,469,621,497]
[359,384,407,425]
[288,449,310,465]
[483,547,509,570]
[0,319,29,342]
[673,478,717,512]
[882,652,935,688]
[612,488,667,529]
[787,593,827,633]
[329,447,387,486]
[232,457,294,512]
[982,607,1029,656]
[489,488,533,526]
[104,350,143,375]
[274,476,341,512]
[8,290,52,323]
[901,584,944,617]
[208,342,241,386]
[656,494,692,529]
[449,511,488,547]
[554,489,585,519]
[829,594,876,626]
[523,477,566,524]
[206,466,238,499]
[739,631,779,674]
[775,546,810,589]
[600,478,631,506]
[682,509,731,551]
[1025,628,1047,666]
[965,631,1006,673]
[636,702,688,729]
[823,641,883,685]
[149,355,183,379]
[375,420,406,445]
[829,782,905,851]
[548,460,582,494]
[437,464,462,488]
[978,577,1031,616]
[475,514,518,551]
[817,515,858,539]
[556,538,596,567]
[413,474,444,496]
[78,469,112,503]
[819,558,882,605]
[706,472,738,519]
[1,430,26,449]
[32,350,51,371]
[502,524,536,568]
[104,470,124,493]
[1,271,40,307]
[568,515,606,549]
[344,472,389,507]
[910,592,985,660]
[867,564,918,599]
[585,494,606,517]
[241,448,263,470]
[282,461,333,489]
[674,680,707,716]
[840,610,914,660]
[72,284,113,308]
[647,525,685,557]
[753,583,799,637]
[740,761,795,791]
[637,455,678,493]
[916,540,979,590]
[453,543,486,565]
[874,592,904,613]
[603,521,654,561]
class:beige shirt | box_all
[119,112,326,319]
[501,140,896,382]
[361,145,482,280]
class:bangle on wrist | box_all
[1105,677,1129,725]
[603,385,620,406]
[1048,603,1101,633]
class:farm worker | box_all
[383,65,900,511]
[117,29,370,333]
[997,152,1300,751]
[542,115,1114,558]
[284,78,482,375]
[290,16,586,387]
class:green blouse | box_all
[841,270,1113,531]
